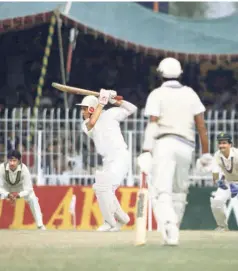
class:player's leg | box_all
[173,143,193,228]
[110,184,130,232]
[151,138,178,245]
[172,192,188,227]
[210,186,231,231]
[93,170,117,231]
[24,191,45,229]
[107,151,130,231]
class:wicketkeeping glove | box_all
[230,183,238,198]
[217,179,228,190]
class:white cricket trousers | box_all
[151,136,194,226]
[93,149,130,227]
[102,149,130,187]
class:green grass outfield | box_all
[0,230,237,271]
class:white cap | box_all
[156,57,183,79]
[76,95,99,113]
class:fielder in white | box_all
[77,89,137,231]
[137,57,212,245]
[0,150,45,229]
[209,133,238,231]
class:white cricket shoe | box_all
[163,222,179,246]
[215,225,229,232]
[96,222,112,232]
[110,214,130,232]
[38,225,46,230]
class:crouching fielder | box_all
[210,133,238,231]
[77,89,137,231]
[0,150,45,229]
[137,57,212,245]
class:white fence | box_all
[0,108,238,186]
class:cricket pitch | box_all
[0,230,237,271]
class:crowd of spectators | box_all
[1,23,238,113]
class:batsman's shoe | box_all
[96,222,112,232]
[109,222,124,232]
[38,225,46,230]
[163,222,179,246]
[110,213,130,232]
[215,225,229,232]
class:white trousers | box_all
[210,186,231,228]
[93,149,130,227]
[213,187,231,202]
[102,149,130,186]
[151,136,194,226]
[152,137,193,195]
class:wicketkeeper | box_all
[209,133,238,231]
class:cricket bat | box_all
[51,82,123,100]
[135,172,148,246]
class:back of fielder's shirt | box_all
[144,80,205,143]
[82,107,129,157]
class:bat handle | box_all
[115,95,123,101]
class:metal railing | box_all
[1,108,238,186]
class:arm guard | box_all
[142,122,159,151]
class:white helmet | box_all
[76,95,99,113]
[156,57,182,79]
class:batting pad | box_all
[93,172,116,227]
[210,197,228,228]
[172,193,187,226]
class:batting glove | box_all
[108,90,117,104]
[137,152,152,175]
[99,89,110,106]
[199,153,213,166]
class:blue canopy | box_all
[0,2,237,60]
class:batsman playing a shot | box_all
[199,132,238,231]
[0,150,45,229]
[77,89,137,231]
[137,57,212,245]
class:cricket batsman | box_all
[0,150,45,229]
[77,89,137,231]
[206,132,238,231]
[137,57,212,245]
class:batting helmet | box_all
[157,57,183,79]
[217,132,232,143]
[76,95,99,113]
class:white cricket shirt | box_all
[212,147,238,181]
[0,162,33,198]
[144,81,205,142]
[82,104,136,157]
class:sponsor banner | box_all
[0,186,237,230]
[0,186,157,230]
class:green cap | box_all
[217,132,232,143]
